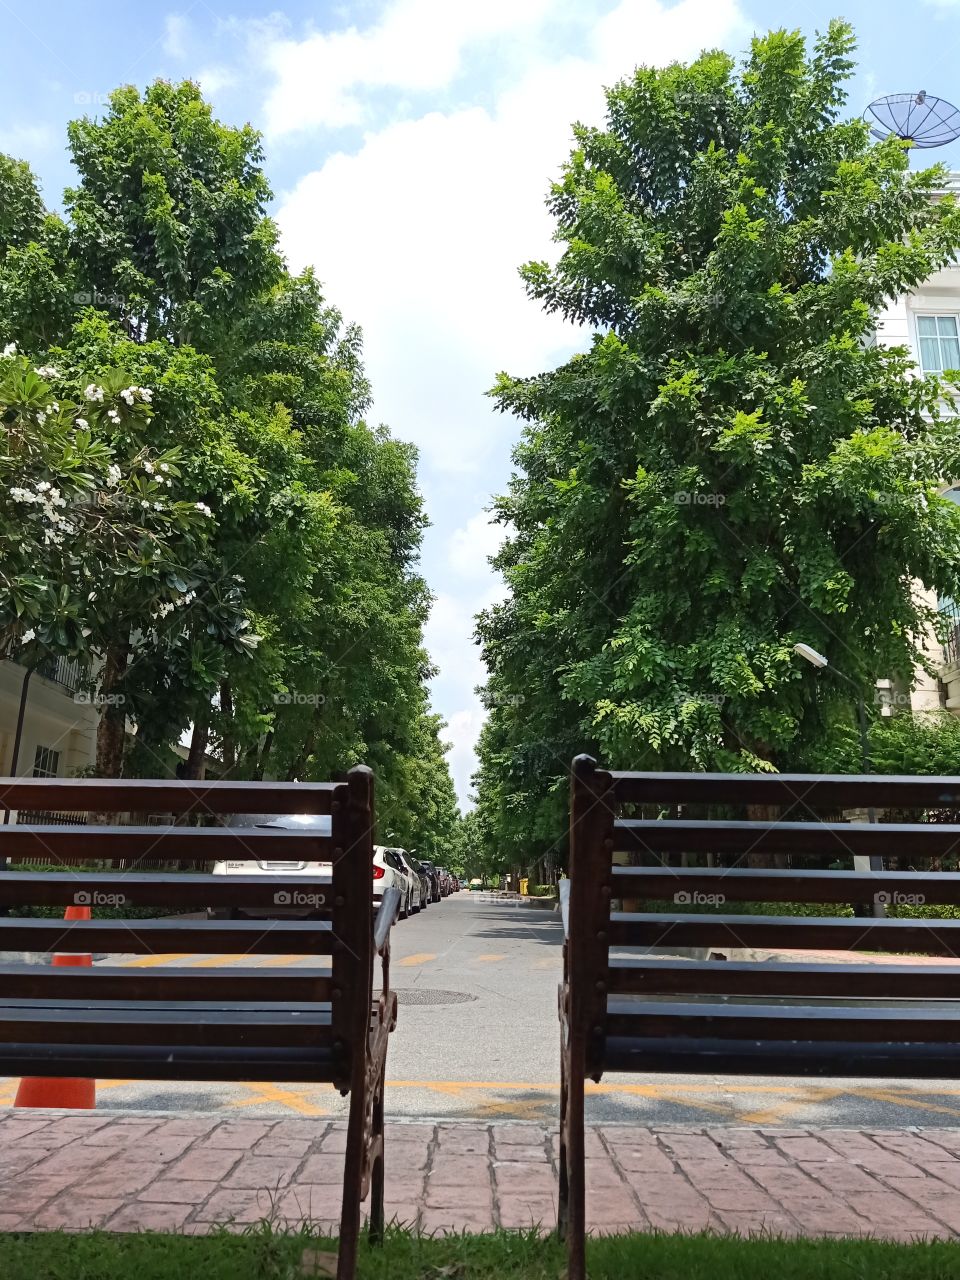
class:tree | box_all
[0,347,253,775]
[475,21,960,860]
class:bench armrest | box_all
[374,887,401,954]
[559,878,571,939]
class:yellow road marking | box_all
[397,953,436,967]
[474,954,506,964]
[122,953,194,968]
[227,1082,330,1117]
[740,1087,847,1125]
[189,954,252,968]
[849,1088,960,1121]
[253,954,314,968]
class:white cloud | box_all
[0,124,56,156]
[272,0,748,803]
[262,0,557,136]
[163,14,189,58]
[448,512,510,580]
[196,66,239,96]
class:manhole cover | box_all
[394,988,477,1006]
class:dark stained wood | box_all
[0,1043,339,1082]
[610,770,960,810]
[0,826,333,862]
[0,870,333,909]
[604,1037,960,1078]
[610,866,960,903]
[0,1001,333,1046]
[608,911,960,956]
[0,964,331,1003]
[608,958,960,999]
[0,916,334,954]
[606,999,960,1042]
[614,818,960,859]
[0,776,340,815]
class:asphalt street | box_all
[3,891,960,1126]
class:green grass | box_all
[2,1223,960,1280]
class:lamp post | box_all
[793,643,883,917]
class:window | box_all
[32,746,62,779]
[916,314,960,374]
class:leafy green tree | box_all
[476,21,960,861]
[0,348,252,774]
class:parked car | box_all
[210,813,332,919]
[374,846,419,918]
[397,849,430,908]
[469,878,483,891]
[436,867,452,897]
[419,859,441,903]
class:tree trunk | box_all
[95,644,128,778]
[255,730,274,782]
[220,679,235,773]
[184,703,210,780]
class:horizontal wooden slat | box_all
[608,957,960,999]
[0,917,334,954]
[0,777,340,816]
[0,964,331,1003]
[0,1043,339,1083]
[610,867,960,904]
[614,819,960,859]
[0,870,333,908]
[608,911,960,957]
[604,1036,960,1079]
[609,771,960,810]
[0,826,333,863]
[606,999,960,1043]
[0,1000,332,1047]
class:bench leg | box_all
[337,1078,366,1280]
[369,1056,386,1246]
[558,1031,586,1280]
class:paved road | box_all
[5,892,960,1126]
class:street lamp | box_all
[793,643,883,917]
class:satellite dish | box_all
[864,91,960,148]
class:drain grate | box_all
[394,988,477,1007]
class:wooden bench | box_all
[558,756,960,1279]
[0,766,397,1280]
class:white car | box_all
[374,845,420,918]
[210,813,332,919]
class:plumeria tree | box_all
[0,346,255,774]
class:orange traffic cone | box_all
[15,903,96,1109]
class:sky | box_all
[2,0,960,805]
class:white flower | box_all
[143,460,155,474]
[2,343,17,358]
[159,463,169,473]
[120,388,136,405]
[138,387,153,403]
[84,384,104,402]
[106,464,121,487]
[153,501,163,511]
[36,481,50,493]
[195,502,213,518]
[20,628,35,644]
[74,417,89,429]
[107,408,121,424]
[35,365,59,380]
[153,602,175,619]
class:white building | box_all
[0,656,97,785]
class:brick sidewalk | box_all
[1,1109,960,1239]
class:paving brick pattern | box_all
[1,1110,960,1239]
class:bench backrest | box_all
[0,767,376,1088]
[565,756,960,1079]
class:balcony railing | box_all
[941,599,960,668]
[35,656,83,694]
